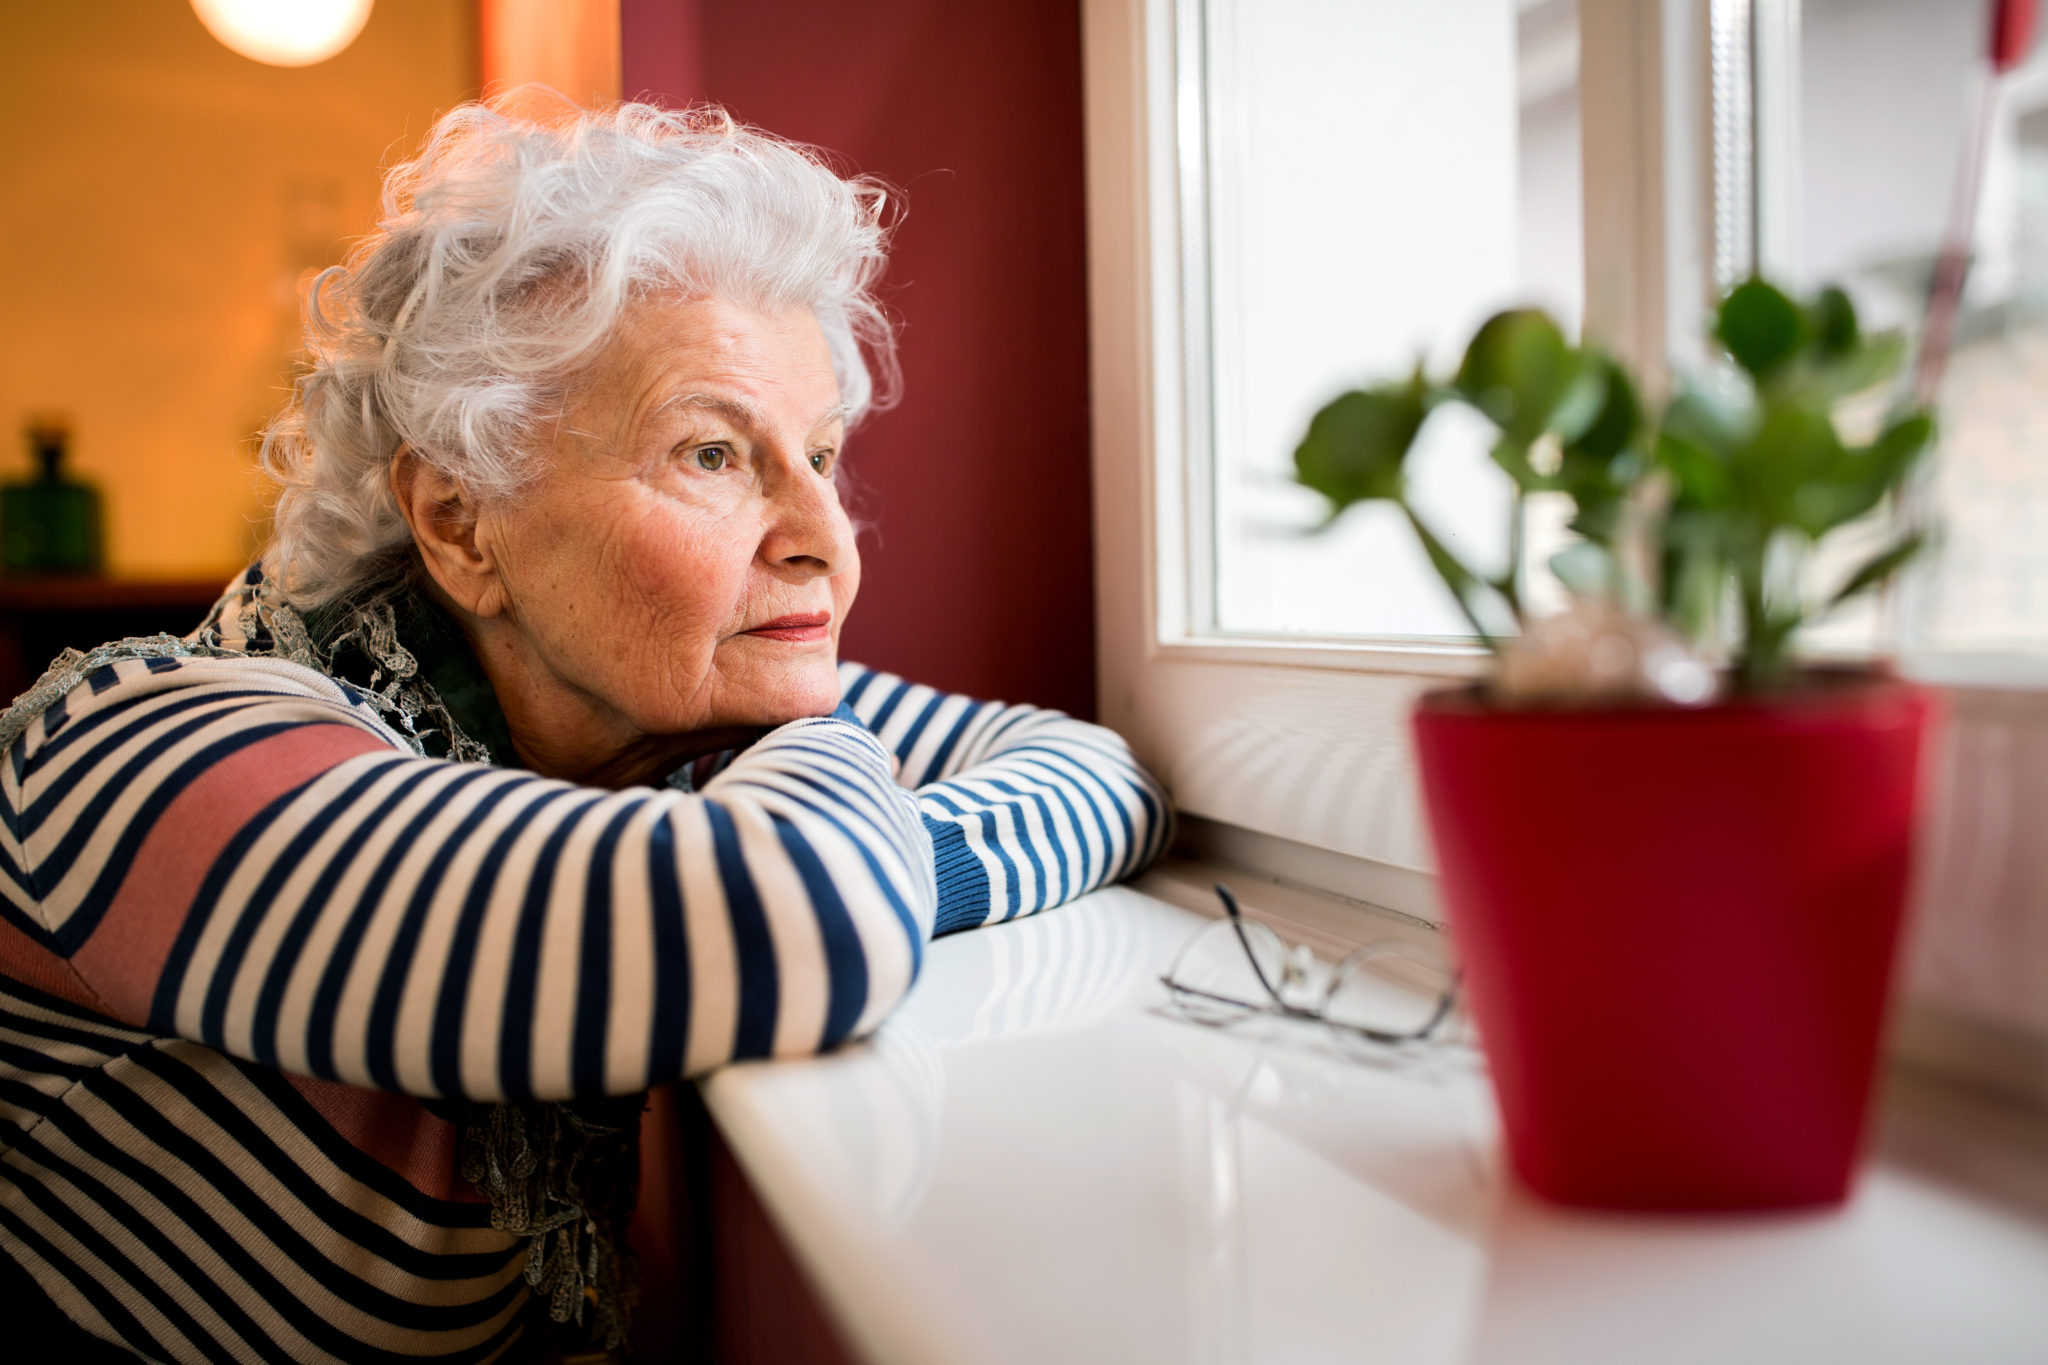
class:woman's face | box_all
[471,294,860,754]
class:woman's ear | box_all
[388,447,508,618]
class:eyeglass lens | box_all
[1323,940,1458,1042]
[1165,916,1293,1024]
[1165,884,1458,1048]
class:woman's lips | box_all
[744,612,832,643]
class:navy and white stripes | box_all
[3,654,934,1095]
[1,977,526,1363]
[1,650,1168,1362]
[838,663,1170,935]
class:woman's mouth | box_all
[744,612,832,643]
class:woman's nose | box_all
[759,455,854,580]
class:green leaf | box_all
[1826,532,1926,608]
[1563,356,1638,460]
[1806,285,1860,356]
[1661,383,1756,460]
[1546,355,1610,446]
[1563,493,1624,545]
[1859,410,1936,487]
[1741,403,1845,533]
[1796,410,1935,535]
[1453,309,1578,442]
[1802,332,1907,402]
[1717,279,1806,381]
[1292,377,1429,512]
[1658,429,1734,508]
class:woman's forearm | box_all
[6,656,935,1102]
[836,663,1173,933]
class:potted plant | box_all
[1293,280,1940,1211]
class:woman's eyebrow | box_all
[654,393,851,435]
[658,393,762,431]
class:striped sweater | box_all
[0,650,1169,1363]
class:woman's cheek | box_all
[618,514,754,707]
[615,504,724,615]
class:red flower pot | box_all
[1412,675,1938,1211]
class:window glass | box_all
[1191,0,1583,641]
[1790,0,2048,659]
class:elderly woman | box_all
[0,101,1168,1362]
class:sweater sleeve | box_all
[836,663,1172,935]
[0,654,934,1101]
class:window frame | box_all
[1083,0,1703,912]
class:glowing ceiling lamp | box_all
[189,0,375,68]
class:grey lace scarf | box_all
[0,570,641,1354]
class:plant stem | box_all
[1504,489,1525,618]
[1401,502,1499,649]
[1736,559,1786,690]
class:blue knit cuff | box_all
[924,814,993,936]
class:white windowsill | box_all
[1152,635,1487,679]
[698,865,2048,1365]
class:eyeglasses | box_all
[1161,883,1461,1054]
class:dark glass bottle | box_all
[2,422,104,575]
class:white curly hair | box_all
[260,94,898,609]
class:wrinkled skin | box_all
[400,295,861,787]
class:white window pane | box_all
[1196,0,1584,640]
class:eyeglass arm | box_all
[1213,883,1289,1008]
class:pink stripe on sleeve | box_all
[0,913,107,1013]
[69,723,397,1027]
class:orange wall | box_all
[481,0,620,104]
[0,1,475,579]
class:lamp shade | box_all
[190,0,374,67]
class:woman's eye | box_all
[810,449,834,475]
[693,445,729,471]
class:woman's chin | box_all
[715,657,845,727]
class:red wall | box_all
[621,0,1097,718]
